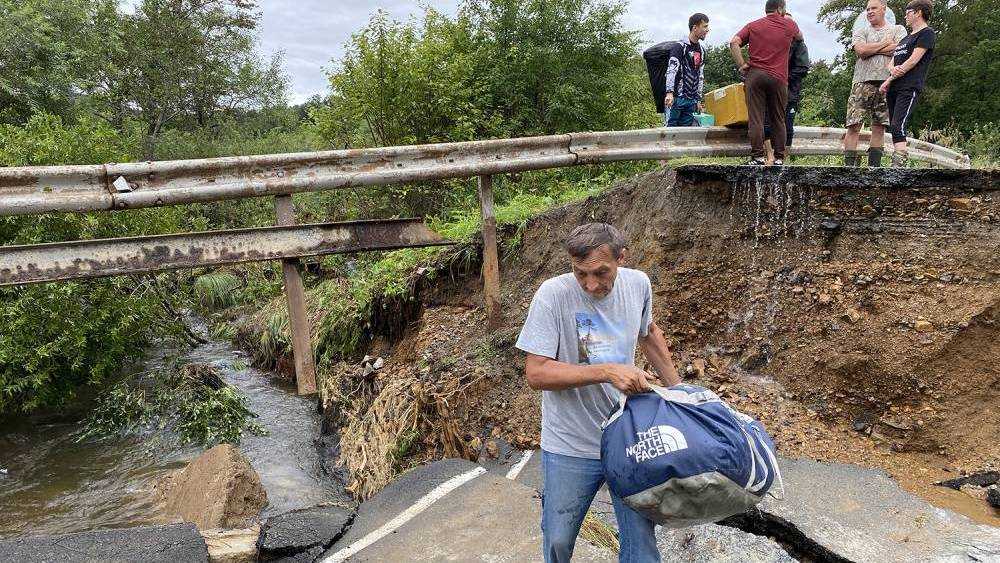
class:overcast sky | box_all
[254,1,847,103]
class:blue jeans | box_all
[541,450,659,562]
[665,97,698,127]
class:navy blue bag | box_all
[601,384,783,528]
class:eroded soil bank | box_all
[320,165,1000,527]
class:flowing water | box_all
[0,317,348,539]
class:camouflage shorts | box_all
[846,81,890,127]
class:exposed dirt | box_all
[321,165,1000,526]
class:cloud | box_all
[254,0,846,104]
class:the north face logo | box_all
[624,425,688,463]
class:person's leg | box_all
[746,69,768,160]
[666,104,680,127]
[541,451,605,563]
[888,88,919,167]
[666,99,695,127]
[785,102,796,148]
[868,84,889,166]
[843,82,866,165]
[610,489,660,562]
[676,98,696,126]
[769,78,789,162]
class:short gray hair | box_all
[564,223,626,259]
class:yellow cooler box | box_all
[704,83,748,127]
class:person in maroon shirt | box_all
[729,0,804,165]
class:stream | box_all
[0,316,348,539]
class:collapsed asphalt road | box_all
[3,452,999,562]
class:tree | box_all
[702,44,741,93]
[0,0,111,124]
[318,0,644,150]
[89,0,287,158]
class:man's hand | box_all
[739,63,751,80]
[664,92,674,109]
[696,101,704,113]
[599,364,656,395]
[889,65,905,78]
[879,79,891,93]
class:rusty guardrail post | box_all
[274,195,318,394]
[478,175,502,330]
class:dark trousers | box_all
[746,68,789,159]
[764,102,797,148]
[887,87,919,144]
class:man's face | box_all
[866,1,886,26]
[692,21,710,41]
[904,7,918,26]
[571,244,623,299]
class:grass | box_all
[194,271,243,310]
[580,512,621,554]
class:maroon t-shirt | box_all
[737,13,801,84]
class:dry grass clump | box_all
[327,364,487,501]
[580,512,620,554]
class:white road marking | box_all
[505,449,534,481]
[320,466,487,563]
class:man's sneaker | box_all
[773,159,784,166]
[746,157,766,166]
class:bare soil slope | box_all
[322,165,1000,525]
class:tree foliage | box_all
[84,0,287,157]
[0,0,112,123]
[315,0,647,149]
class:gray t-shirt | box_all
[515,268,653,459]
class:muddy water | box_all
[0,318,348,539]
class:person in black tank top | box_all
[879,0,936,166]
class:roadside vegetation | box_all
[1,0,998,421]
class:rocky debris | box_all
[988,486,1000,509]
[201,526,260,563]
[936,470,1000,490]
[655,524,796,563]
[158,444,267,531]
[724,458,1000,562]
[359,355,386,377]
[961,484,989,501]
[0,523,208,563]
[257,505,354,561]
[914,318,935,332]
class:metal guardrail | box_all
[0,219,448,286]
[0,127,970,218]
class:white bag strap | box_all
[756,429,786,500]
[738,424,761,491]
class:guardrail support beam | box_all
[478,175,502,330]
[274,195,318,395]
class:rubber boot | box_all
[843,151,861,167]
[891,150,908,168]
[867,147,884,167]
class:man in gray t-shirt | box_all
[516,223,680,563]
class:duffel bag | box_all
[601,383,783,528]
